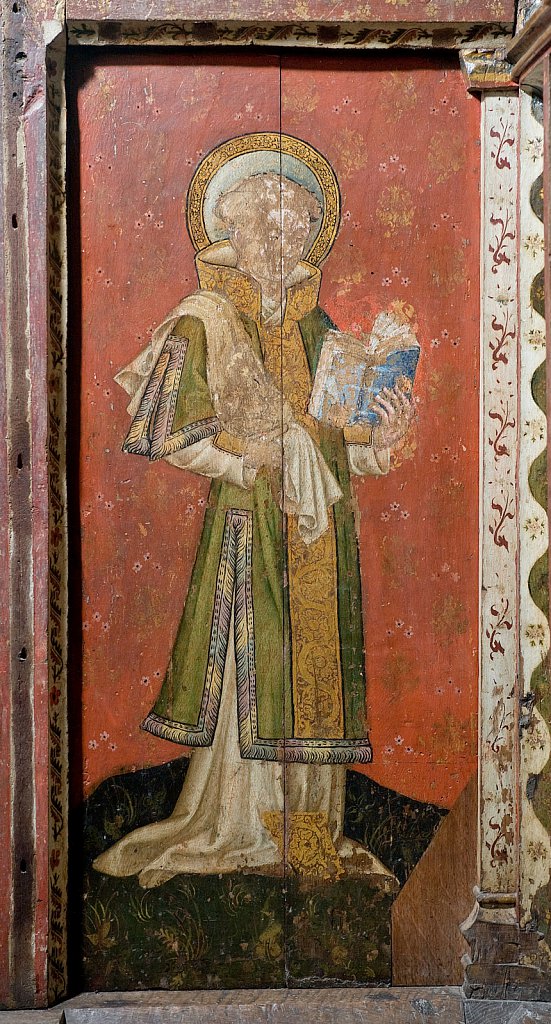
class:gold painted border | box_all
[186,132,341,266]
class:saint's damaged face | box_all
[215,172,322,284]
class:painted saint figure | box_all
[94,136,414,887]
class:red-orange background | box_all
[71,51,479,810]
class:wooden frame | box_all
[2,0,551,1013]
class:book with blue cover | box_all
[308,308,420,428]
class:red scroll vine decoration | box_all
[489,210,515,275]
[489,117,515,170]
[489,489,515,550]
[488,398,516,458]
[489,308,515,370]
[486,598,513,659]
[487,812,514,866]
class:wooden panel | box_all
[3,0,551,1010]
[67,46,481,994]
[391,775,477,986]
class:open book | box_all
[308,309,420,428]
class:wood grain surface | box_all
[64,0,516,26]
[3,989,551,1024]
[391,775,477,986]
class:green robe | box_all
[122,283,372,765]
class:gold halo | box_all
[186,132,341,266]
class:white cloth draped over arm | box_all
[166,438,256,489]
[166,431,390,496]
[282,424,342,545]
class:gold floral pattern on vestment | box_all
[196,257,262,321]
[260,320,313,427]
[287,511,344,739]
[263,811,344,880]
[196,243,321,327]
[257,314,344,741]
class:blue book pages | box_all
[351,346,420,426]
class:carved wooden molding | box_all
[66,21,513,49]
[478,92,520,905]
[460,85,551,1004]
[45,24,69,1005]
[509,0,551,85]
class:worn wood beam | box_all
[1,0,65,1008]
[64,0,516,27]
[1,0,40,1006]
[3,988,551,1023]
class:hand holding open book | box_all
[308,306,420,444]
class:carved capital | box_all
[460,47,517,91]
